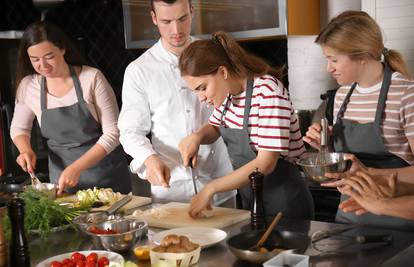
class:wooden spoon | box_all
[250,211,283,251]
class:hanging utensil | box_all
[249,212,283,251]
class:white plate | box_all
[36,250,124,267]
[151,227,227,248]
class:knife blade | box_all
[105,195,132,215]
[189,160,198,195]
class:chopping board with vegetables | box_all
[131,202,250,229]
[57,188,152,214]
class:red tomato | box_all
[71,252,86,262]
[61,259,75,267]
[97,257,110,267]
[74,261,86,267]
[50,261,63,267]
[86,252,98,264]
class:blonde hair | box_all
[316,11,411,78]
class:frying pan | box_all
[0,177,31,194]
[227,230,310,263]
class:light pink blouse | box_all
[10,65,120,154]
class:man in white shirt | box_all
[118,0,235,204]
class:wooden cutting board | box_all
[57,194,152,213]
[136,202,250,229]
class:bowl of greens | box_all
[2,188,89,238]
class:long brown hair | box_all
[179,31,283,81]
[316,11,411,78]
[15,21,86,90]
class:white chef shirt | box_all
[119,39,235,204]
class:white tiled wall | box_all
[363,0,414,75]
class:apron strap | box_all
[336,82,357,120]
[374,63,392,125]
[40,77,47,111]
[40,65,85,111]
[220,95,231,126]
[69,66,86,103]
[243,79,254,129]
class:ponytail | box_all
[386,49,412,78]
[179,31,283,81]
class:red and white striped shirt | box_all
[209,75,305,161]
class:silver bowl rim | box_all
[85,218,148,237]
[296,152,347,168]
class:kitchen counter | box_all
[29,211,414,267]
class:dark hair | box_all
[316,10,410,78]
[150,0,192,12]
[15,21,86,90]
[179,31,283,81]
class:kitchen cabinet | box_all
[287,0,320,35]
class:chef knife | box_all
[189,160,198,195]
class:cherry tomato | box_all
[61,259,75,267]
[86,252,98,264]
[97,257,110,267]
[50,261,63,267]
[71,252,86,262]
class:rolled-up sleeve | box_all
[118,64,156,173]
[92,70,121,154]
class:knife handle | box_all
[356,234,393,244]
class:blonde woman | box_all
[304,11,414,230]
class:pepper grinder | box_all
[0,206,6,267]
[249,168,266,230]
[7,194,30,267]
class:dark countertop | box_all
[28,216,414,267]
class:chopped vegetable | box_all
[76,187,122,207]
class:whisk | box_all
[315,118,329,165]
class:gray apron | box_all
[40,66,131,194]
[219,79,314,219]
[333,63,414,230]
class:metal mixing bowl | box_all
[297,152,352,183]
[227,230,309,263]
[73,212,123,233]
[86,218,148,253]
[27,183,58,199]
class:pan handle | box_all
[355,234,393,244]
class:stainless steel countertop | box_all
[29,210,414,267]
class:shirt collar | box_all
[154,37,194,66]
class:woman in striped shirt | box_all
[178,31,314,219]
[304,11,414,230]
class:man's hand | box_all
[144,154,170,187]
[178,133,201,167]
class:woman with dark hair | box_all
[304,11,414,230]
[11,21,131,194]
[178,31,314,219]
